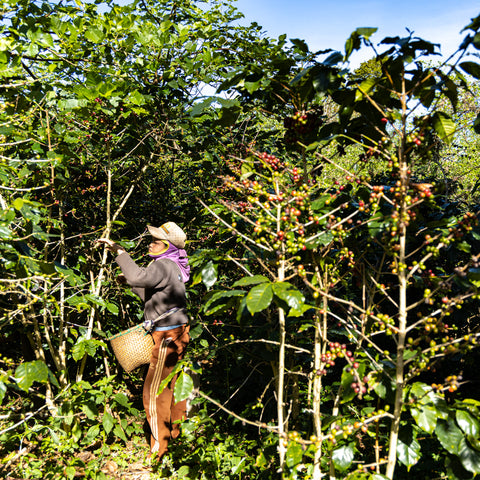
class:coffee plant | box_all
[1,0,480,479]
[193,14,480,480]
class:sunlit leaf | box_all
[432,111,456,144]
[14,360,48,391]
[332,443,354,471]
[245,283,273,314]
[233,275,269,287]
[174,371,195,402]
[200,261,218,290]
[102,412,114,435]
[456,410,480,438]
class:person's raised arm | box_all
[96,237,126,256]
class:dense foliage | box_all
[1,1,480,479]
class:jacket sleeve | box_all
[115,252,169,289]
[131,286,145,301]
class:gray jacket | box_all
[115,252,188,328]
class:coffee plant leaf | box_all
[245,283,273,314]
[331,442,355,472]
[14,360,48,392]
[411,403,442,433]
[456,410,480,438]
[105,302,119,315]
[272,282,304,309]
[397,428,421,469]
[204,289,245,315]
[71,337,104,362]
[233,275,269,287]
[174,371,195,403]
[458,437,480,474]
[200,261,218,290]
[0,380,6,404]
[285,441,303,468]
[435,418,464,454]
[432,111,456,144]
[459,61,480,79]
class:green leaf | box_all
[345,27,377,61]
[409,382,448,433]
[82,402,99,420]
[13,198,24,210]
[397,433,421,469]
[129,90,146,106]
[436,418,464,454]
[332,443,355,472]
[72,337,104,362]
[102,412,114,435]
[272,282,305,310]
[245,283,273,314]
[0,381,6,404]
[14,360,48,391]
[459,61,480,79]
[85,293,107,309]
[203,289,245,315]
[285,442,303,468]
[355,77,377,101]
[458,437,480,474]
[174,372,195,402]
[0,226,12,239]
[432,111,456,144]
[84,425,100,445]
[65,466,76,480]
[190,97,216,117]
[106,302,119,315]
[113,423,127,442]
[200,261,218,290]
[411,403,440,433]
[456,410,480,438]
[233,275,269,287]
[290,38,309,53]
[85,26,105,43]
[113,393,130,408]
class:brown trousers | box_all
[143,324,190,459]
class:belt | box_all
[153,323,186,332]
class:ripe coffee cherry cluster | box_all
[406,132,425,147]
[339,247,355,268]
[283,109,322,144]
[432,375,461,393]
[222,162,319,254]
[367,185,385,210]
[453,212,478,239]
[421,315,448,335]
[258,151,284,171]
[315,342,366,396]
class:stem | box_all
[313,267,327,480]
[385,74,408,480]
[274,175,287,473]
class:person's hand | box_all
[117,274,127,285]
[96,238,125,255]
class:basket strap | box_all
[143,307,181,332]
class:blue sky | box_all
[233,0,480,66]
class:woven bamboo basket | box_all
[109,324,154,373]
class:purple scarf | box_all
[149,242,190,283]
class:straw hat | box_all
[147,222,186,249]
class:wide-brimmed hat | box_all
[147,222,186,249]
